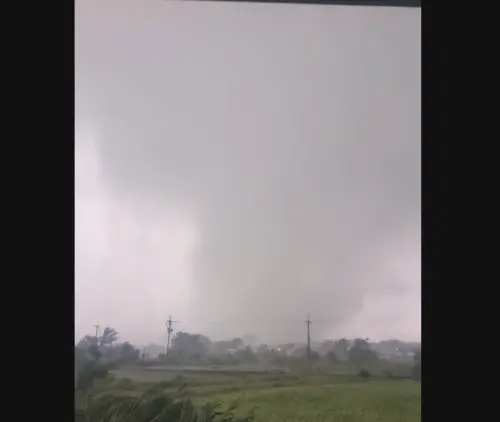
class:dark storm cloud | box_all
[75,0,420,343]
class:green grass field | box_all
[199,380,420,422]
[85,368,420,422]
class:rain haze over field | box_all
[75,1,421,346]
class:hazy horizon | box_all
[75,1,421,346]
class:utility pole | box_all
[94,321,101,345]
[305,314,312,372]
[165,315,178,357]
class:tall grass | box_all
[76,386,255,422]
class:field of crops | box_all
[90,367,420,422]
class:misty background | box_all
[75,1,420,346]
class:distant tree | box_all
[75,336,102,360]
[119,342,140,364]
[241,334,256,346]
[212,340,232,355]
[76,331,117,361]
[290,346,319,362]
[348,338,378,363]
[318,340,335,356]
[291,346,307,359]
[254,344,273,364]
[235,346,258,363]
[270,350,289,368]
[326,351,339,364]
[100,327,119,346]
[171,332,212,361]
[88,344,102,360]
[353,338,370,350]
[333,338,350,360]
[212,338,244,355]
[101,345,120,363]
[77,335,99,350]
[231,338,244,350]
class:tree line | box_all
[75,326,421,381]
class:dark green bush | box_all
[358,368,371,379]
[76,361,109,392]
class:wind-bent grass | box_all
[76,387,255,422]
[78,371,420,422]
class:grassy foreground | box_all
[79,370,420,422]
[200,380,420,422]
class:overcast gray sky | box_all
[75,0,420,346]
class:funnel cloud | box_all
[75,1,420,345]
